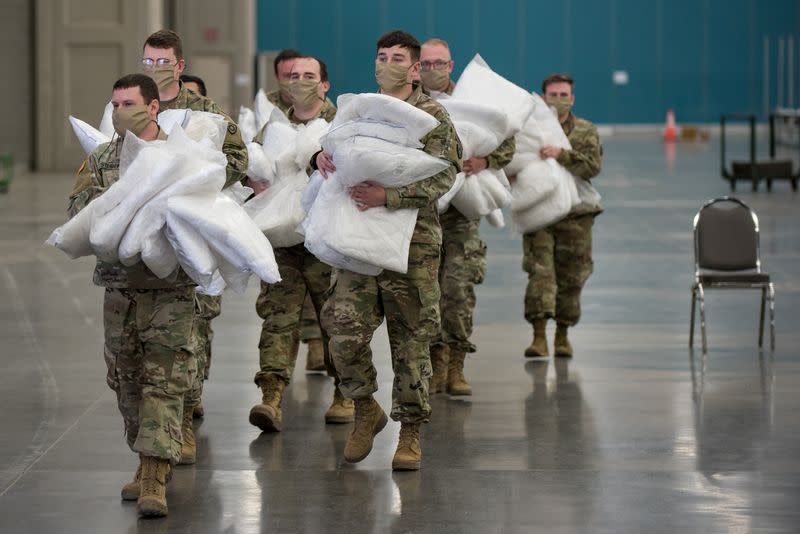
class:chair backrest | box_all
[693,197,760,272]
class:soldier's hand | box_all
[463,156,488,176]
[350,181,387,211]
[507,174,517,185]
[248,177,268,195]
[316,150,336,178]
[540,146,562,159]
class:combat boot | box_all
[554,323,573,357]
[429,345,449,394]
[344,396,388,463]
[178,405,196,465]
[249,374,286,432]
[446,350,472,396]
[524,319,549,358]
[305,338,326,371]
[136,455,171,518]
[325,388,355,424]
[392,422,422,470]
[121,462,141,501]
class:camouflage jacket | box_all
[557,112,602,216]
[266,89,293,115]
[160,82,248,187]
[384,84,463,246]
[68,137,194,289]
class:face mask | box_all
[143,65,176,93]
[278,80,293,102]
[545,96,572,118]
[288,79,322,108]
[376,63,411,93]
[420,69,449,92]
[112,105,153,137]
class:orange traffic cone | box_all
[663,109,677,142]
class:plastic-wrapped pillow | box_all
[69,116,111,157]
[332,93,440,141]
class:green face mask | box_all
[375,62,411,93]
[420,69,450,92]
[545,96,572,118]
[143,65,176,93]
[288,79,323,108]
[112,105,153,137]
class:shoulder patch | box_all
[227,123,238,135]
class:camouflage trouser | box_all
[322,243,440,424]
[299,295,322,341]
[432,208,486,353]
[103,286,197,463]
[522,213,594,326]
[185,293,221,407]
[255,243,335,385]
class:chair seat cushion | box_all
[699,272,771,285]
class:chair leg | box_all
[698,284,708,353]
[758,287,766,348]
[769,283,776,351]
[689,286,697,347]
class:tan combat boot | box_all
[554,323,573,357]
[344,396,388,463]
[325,388,355,424]
[178,405,196,465]
[249,375,287,432]
[121,462,141,501]
[524,319,549,358]
[305,338,326,372]
[429,345,449,394]
[446,350,472,396]
[392,422,422,470]
[136,455,171,518]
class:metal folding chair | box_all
[689,197,776,353]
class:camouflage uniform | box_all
[253,99,338,386]
[69,138,197,464]
[523,113,602,326]
[160,81,248,407]
[266,89,293,115]
[322,85,462,423]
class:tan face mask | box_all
[112,105,153,137]
[288,79,323,108]
[545,96,572,118]
[420,69,449,92]
[143,65,176,93]
[278,80,293,102]
[375,63,411,93]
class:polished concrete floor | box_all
[1,134,799,533]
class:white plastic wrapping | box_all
[244,169,309,248]
[69,116,111,156]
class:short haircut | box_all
[180,74,207,96]
[422,38,450,50]
[113,73,160,104]
[144,29,183,59]
[376,30,421,62]
[294,56,329,83]
[542,73,574,94]
[274,48,302,75]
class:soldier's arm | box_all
[67,152,107,218]
[384,117,462,210]
[485,136,516,170]
[206,101,249,187]
[556,124,602,180]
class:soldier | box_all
[248,56,353,433]
[179,74,207,97]
[141,29,248,464]
[316,30,462,471]
[521,73,602,358]
[264,48,328,374]
[267,48,302,114]
[419,38,516,396]
[68,74,194,518]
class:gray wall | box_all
[0,0,33,170]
